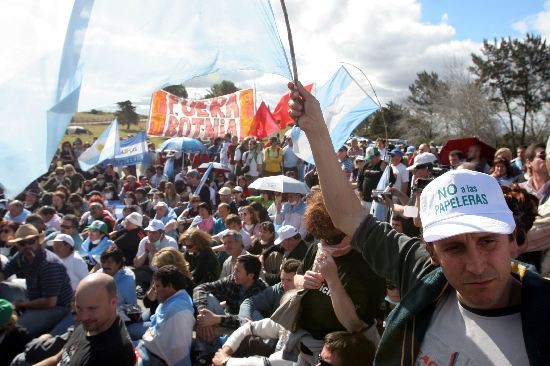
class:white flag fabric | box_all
[291,66,379,164]
[78,119,120,171]
[0,0,291,197]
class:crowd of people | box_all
[0,85,549,365]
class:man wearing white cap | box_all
[52,233,88,291]
[288,82,549,365]
[274,225,308,262]
[133,219,178,288]
[111,212,145,266]
[152,201,177,236]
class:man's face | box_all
[101,258,122,277]
[147,230,162,243]
[419,144,430,153]
[391,219,403,233]
[376,140,385,150]
[90,205,103,219]
[155,206,167,218]
[53,241,72,258]
[281,237,297,252]
[233,261,252,286]
[413,166,429,180]
[280,271,296,292]
[8,203,22,217]
[448,154,461,167]
[529,148,546,174]
[17,236,40,259]
[317,345,341,366]
[75,286,117,335]
[517,147,524,159]
[223,236,242,257]
[25,193,37,204]
[430,233,517,309]
[153,278,175,303]
[467,145,480,159]
[390,154,401,165]
[89,230,103,242]
[219,194,231,203]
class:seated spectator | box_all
[262,225,308,285]
[193,255,268,360]
[42,167,71,192]
[275,193,307,239]
[135,265,195,366]
[176,195,201,232]
[217,187,239,215]
[51,233,88,291]
[318,331,376,366]
[232,186,248,207]
[133,219,178,289]
[79,220,114,270]
[191,202,215,234]
[0,221,19,257]
[64,164,85,194]
[249,221,275,256]
[37,205,62,232]
[67,193,88,218]
[33,273,135,365]
[51,191,74,216]
[0,224,73,337]
[213,214,251,251]
[490,157,516,187]
[213,202,231,235]
[218,230,250,279]
[152,201,178,236]
[180,228,220,285]
[79,200,116,233]
[239,258,300,322]
[59,214,84,251]
[23,188,41,213]
[0,299,32,366]
[99,246,137,309]
[4,200,30,224]
[110,211,145,266]
[239,205,261,240]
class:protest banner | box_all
[147,89,255,140]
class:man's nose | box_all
[465,248,487,275]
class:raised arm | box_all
[288,82,366,236]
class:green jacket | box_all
[352,215,550,366]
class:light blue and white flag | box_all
[78,119,120,171]
[104,131,148,167]
[291,66,379,164]
[0,0,291,197]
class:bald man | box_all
[35,273,135,366]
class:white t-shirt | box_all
[242,151,263,177]
[62,252,89,290]
[136,236,178,268]
[416,291,529,366]
[391,162,409,193]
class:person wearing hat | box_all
[350,155,366,184]
[52,233,88,291]
[0,224,73,337]
[152,200,178,237]
[356,146,388,211]
[217,186,239,215]
[337,146,353,179]
[288,82,549,365]
[232,186,247,208]
[263,136,283,177]
[389,148,409,196]
[0,299,32,366]
[273,224,308,262]
[133,219,178,289]
[79,220,114,270]
[78,201,116,233]
[110,211,145,266]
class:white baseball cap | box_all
[218,187,232,196]
[154,201,168,209]
[52,233,74,247]
[145,219,165,232]
[125,212,143,227]
[420,170,515,242]
[274,225,299,245]
[232,186,243,193]
[407,152,437,171]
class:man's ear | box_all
[424,242,440,266]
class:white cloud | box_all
[512,0,550,39]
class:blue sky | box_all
[420,0,547,41]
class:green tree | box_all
[115,100,139,131]
[204,80,239,98]
[163,84,188,98]
[358,102,407,139]
[406,71,450,143]
[470,34,550,150]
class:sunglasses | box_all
[318,355,333,366]
[17,238,37,247]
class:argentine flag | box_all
[78,119,120,171]
[291,66,379,164]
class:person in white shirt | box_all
[52,233,88,291]
[389,148,410,196]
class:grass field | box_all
[61,117,166,147]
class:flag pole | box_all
[280,0,300,127]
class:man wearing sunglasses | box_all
[519,142,550,205]
[0,224,73,337]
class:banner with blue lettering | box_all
[104,131,148,167]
